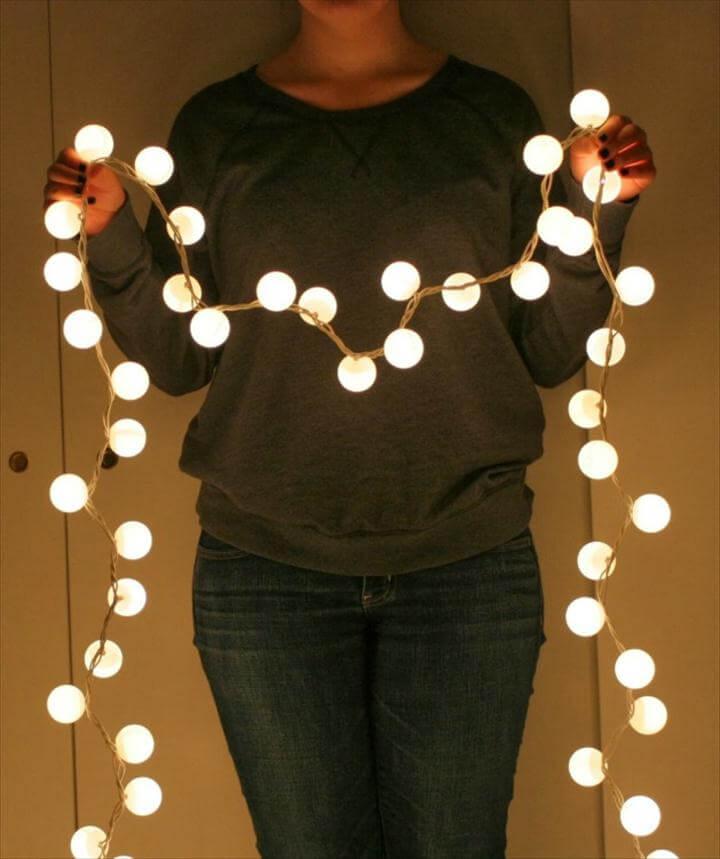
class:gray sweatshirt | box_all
[85,53,639,575]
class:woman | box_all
[43,1,655,856]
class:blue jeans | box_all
[192,525,547,859]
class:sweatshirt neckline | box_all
[245,53,462,119]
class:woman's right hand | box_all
[43,147,127,237]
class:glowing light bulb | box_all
[569,89,610,129]
[582,163,622,203]
[384,328,424,368]
[620,795,661,837]
[74,124,114,161]
[568,747,605,786]
[578,439,618,479]
[631,493,671,533]
[615,266,655,306]
[615,648,655,689]
[44,252,82,291]
[558,216,594,256]
[190,307,230,347]
[166,206,205,245]
[338,355,376,392]
[586,327,626,366]
[577,541,617,581]
[47,684,86,723]
[49,473,88,512]
[381,261,421,301]
[537,205,575,247]
[109,418,146,457]
[565,596,606,637]
[163,274,202,312]
[629,695,668,735]
[111,361,150,400]
[84,639,123,678]
[107,578,147,617]
[114,520,152,559]
[298,286,337,326]
[568,389,607,429]
[70,825,107,859]
[510,261,550,300]
[134,146,174,185]
[124,776,162,816]
[256,271,297,311]
[44,200,82,239]
[115,724,155,764]
[522,134,564,175]
[441,272,480,311]
[647,850,678,858]
[63,309,103,349]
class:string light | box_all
[43,93,677,858]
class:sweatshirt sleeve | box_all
[507,91,640,389]
[83,95,222,397]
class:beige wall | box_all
[1,1,717,857]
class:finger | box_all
[44,180,86,212]
[620,160,657,181]
[56,146,88,171]
[595,114,634,147]
[614,145,653,169]
[47,162,87,185]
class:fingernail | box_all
[88,196,96,204]
[620,167,629,176]
[78,163,87,173]
[599,133,608,142]
[75,183,83,193]
[599,147,609,158]
[604,158,615,169]
[77,175,86,185]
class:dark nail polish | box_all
[77,175,86,185]
[75,183,83,193]
[599,133,608,142]
[620,167,629,176]
[78,163,87,173]
[599,147,609,158]
[604,158,615,169]
[88,196,96,204]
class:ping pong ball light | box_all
[583,163,622,203]
[298,286,338,326]
[565,596,606,636]
[441,272,481,311]
[166,206,205,245]
[256,271,297,311]
[381,261,421,301]
[558,216,594,256]
[49,473,88,512]
[615,648,655,689]
[109,418,146,458]
[44,200,82,239]
[523,134,564,175]
[338,355,377,392]
[70,825,107,859]
[107,578,147,617]
[111,361,150,400]
[578,439,618,479]
[84,640,123,678]
[134,146,174,185]
[190,307,230,347]
[568,389,607,429]
[63,309,103,349]
[115,724,155,764]
[616,266,656,306]
[384,328,424,368]
[537,206,574,246]
[44,252,83,292]
[124,776,162,816]
[570,89,610,129]
[577,541,617,580]
[620,795,661,837]
[114,520,152,559]
[510,260,550,300]
[587,328,626,366]
[632,493,671,532]
[47,684,86,724]
[568,747,605,786]
[74,124,114,161]
[163,274,202,312]
[630,696,669,735]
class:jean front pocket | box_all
[196,528,253,561]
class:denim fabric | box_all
[192,525,547,859]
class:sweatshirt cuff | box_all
[84,190,146,276]
[564,172,639,251]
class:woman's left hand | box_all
[569,114,657,202]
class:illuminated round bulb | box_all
[631,493,671,533]
[558,216,594,256]
[441,272,480,311]
[582,163,622,203]
[586,327,625,366]
[47,684,86,723]
[577,540,617,581]
[298,286,337,326]
[44,252,82,291]
[615,266,655,306]
[134,146,174,185]
[537,206,575,247]
[510,261,550,300]
[63,309,103,349]
[338,355,377,392]
[113,856,135,859]
[647,851,678,858]
[115,724,155,764]
[568,389,607,429]
[565,596,606,637]
[84,639,123,678]
[568,747,605,787]
[190,307,230,347]
[109,418,146,458]
[381,261,421,301]
[620,795,661,837]
[522,134,564,175]
[124,776,162,816]
[569,89,610,129]
[384,328,424,369]
[163,274,202,312]
[74,124,114,161]
[44,200,82,239]
[49,473,88,513]
[70,825,106,859]
[629,695,668,735]
[111,361,150,400]
[114,520,152,560]
[107,578,147,617]
[578,439,618,479]
[166,206,205,245]
[256,270,297,311]
[615,648,655,689]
